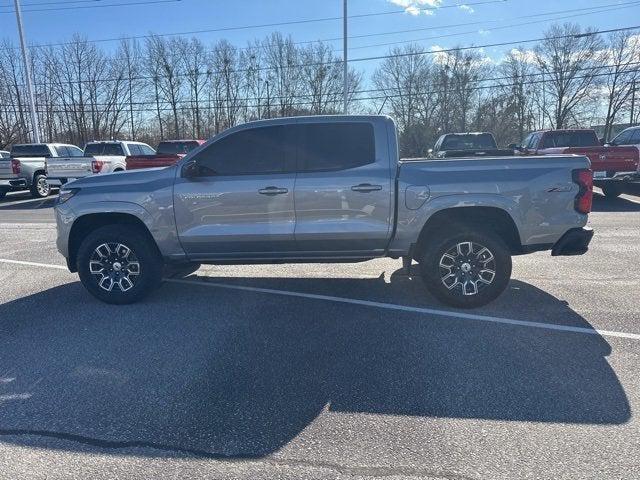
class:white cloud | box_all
[508,48,537,64]
[458,4,474,13]
[388,0,443,16]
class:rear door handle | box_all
[258,186,288,195]
[351,183,383,193]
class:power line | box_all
[16,23,640,87]
[0,0,182,14]
[12,0,508,46]
[339,1,640,53]
[12,59,638,107]
[4,62,639,111]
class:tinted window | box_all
[84,143,125,156]
[629,129,640,143]
[296,122,375,171]
[545,131,598,148]
[440,134,496,150]
[193,125,286,176]
[10,144,51,157]
[157,141,200,155]
[66,145,84,157]
[612,129,633,145]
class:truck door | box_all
[173,124,297,259]
[292,120,393,256]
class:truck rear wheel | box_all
[601,183,623,198]
[30,174,51,198]
[418,228,512,309]
[77,225,163,304]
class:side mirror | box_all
[182,159,200,178]
[508,143,518,150]
[599,138,606,146]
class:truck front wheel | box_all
[77,225,163,304]
[418,229,512,308]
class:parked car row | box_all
[427,127,640,199]
[0,139,203,199]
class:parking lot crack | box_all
[0,428,476,479]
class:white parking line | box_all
[1,257,639,341]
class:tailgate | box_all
[0,158,16,179]
[125,154,181,170]
[46,157,93,179]
[565,146,638,173]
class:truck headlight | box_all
[57,188,80,204]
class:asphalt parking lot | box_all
[0,188,639,479]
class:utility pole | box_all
[343,0,348,114]
[13,0,41,143]
[630,79,636,126]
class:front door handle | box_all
[351,183,383,193]
[258,186,288,195]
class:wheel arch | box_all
[413,206,522,260]
[68,212,160,272]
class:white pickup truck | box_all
[46,140,155,184]
[0,143,84,199]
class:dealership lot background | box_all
[0,186,638,479]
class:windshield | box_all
[84,143,125,156]
[10,144,51,157]
[157,141,200,155]
[441,134,496,150]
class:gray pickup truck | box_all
[54,115,594,308]
[0,143,84,199]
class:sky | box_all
[1,0,639,80]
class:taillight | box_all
[91,160,104,173]
[11,159,21,174]
[572,168,593,214]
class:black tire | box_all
[0,189,7,200]
[77,225,163,304]
[164,262,201,279]
[418,228,512,309]
[30,174,51,198]
[601,184,623,198]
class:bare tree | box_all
[535,23,604,129]
[372,44,435,156]
[601,32,640,140]
[263,33,302,117]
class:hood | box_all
[67,165,176,189]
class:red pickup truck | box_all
[125,139,205,170]
[515,129,639,197]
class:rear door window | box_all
[296,122,375,172]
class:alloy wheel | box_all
[439,241,496,296]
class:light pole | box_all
[13,0,41,143]
[343,0,348,114]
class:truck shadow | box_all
[0,274,630,459]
